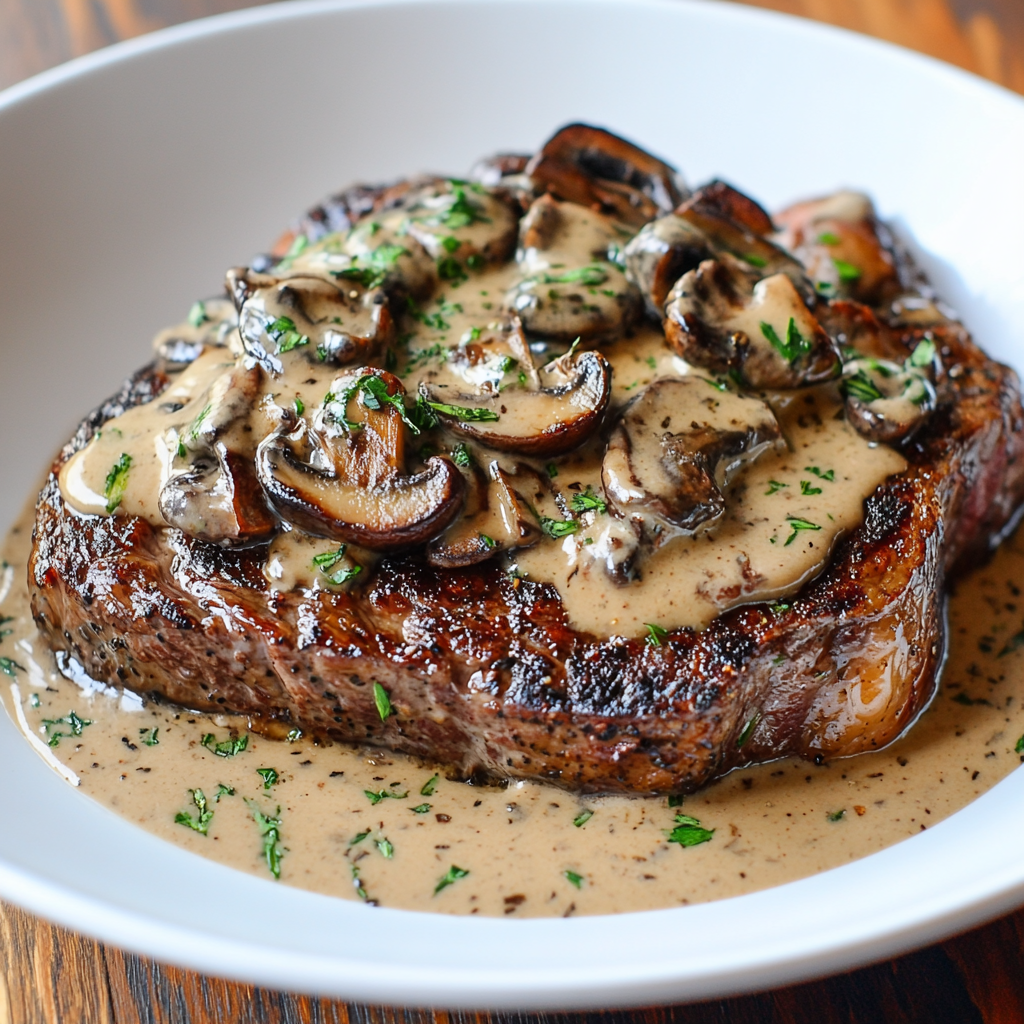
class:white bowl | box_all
[1,0,1023,1008]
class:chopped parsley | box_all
[667,794,684,808]
[350,830,371,845]
[312,545,362,587]
[761,317,811,364]
[817,232,841,246]
[536,265,608,286]
[326,374,423,435]
[546,463,559,479]
[699,377,729,392]
[373,682,394,721]
[539,516,578,539]
[440,181,487,229]
[805,466,835,482]
[437,256,468,285]
[826,809,846,822]
[334,242,407,289]
[765,480,788,495]
[293,396,305,416]
[451,443,473,468]
[433,865,469,895]
[187,301,208,328]
[420,774,439,796]
[41,710,92,747]
[215,784,235,801]
[187,404,212,442]
[833,258,862,282]
[570,487,607,515]
[139,727,159,746]
[736,713,760,749]
[644,623,669,646]
[421,398,499,423]
[784,516,821,546]
[365,788,407,805]
[247,801,285,879]
[265,315,309,353]
[411,803,432,813]
[351,863,371,902]
[286,728,302,743]
[666,813,714,847]
[1016,736,1024,754]
[375,837,394,859]
[103,454,132,514]
[573,809,593,828]
[564,870,584,889]
[479,534,496,550]
[909,338,936,368]
[842,370,884,403]
[175,789,213,835]
[29,693,40,708]
[256,767,279,790]
[800,480,822,496]
[201,732,248,758]
[0,656,25,678]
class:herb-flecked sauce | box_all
[3,502,1023,917]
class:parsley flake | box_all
[201,732,248,758]
[175,788,213,835]
[373,682,394,721]
[365,788,407,805]
[247,801,285,879]
[434,865,469,895]
[765,480,788,495]
[564,870,584,889]
[666,813,714,847]
[256,767,279,790]
[420,774,439,796]
[539,517,578,539]
[573,809,593,828]
[645,623,668,646]
[761,317,811,364]
[41,710,92,746]
[376,837,394,859]
[103,454,132,514]
[805,466,835,482]
[570,487,607,515]
[827,809,846,822]
[800,480,823,495]
[784,516,821,546]
[909,338,936,368]
[187,301,208,328]
[139,727,159,746]
[0,656,25,678]
[833,258,862,282]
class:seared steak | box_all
[26,127,1024,794]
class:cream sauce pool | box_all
[3,500,1023,917]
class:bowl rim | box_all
[2,0,1024,1009]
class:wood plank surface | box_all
[2,1,1023,1021]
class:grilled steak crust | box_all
[27,314,1024,793]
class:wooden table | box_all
[2,1,1024,1020]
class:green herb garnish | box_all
[761,317,811,364]
[842,370,884,403]
[546,463,559,478]
[539,517,578,539]
[784,516,821,546]
[327,374,423,435]
[422,398,499,423]
[103,453,132,514]
[434,865,469,895]
[175,788,213,835]
[570,488,607,515]
[350,830,371,845]
[666,813,714,847]
[805,466,835,481]
[411,803,432,813]
[800,480,822,496]
[909,338,936,368]
[201,732,248,758]
[187,301,208,328]
[451,443,473,467]
[573,809,593,828]
[817,232,841,246]
[564,870,584,889]
[826,809,846,822]
[215,784,235,801]
[365,788,407,805]
[833,258,862,282]
[139,727,159,746]
[537,265,608,286]
[645,623,668,646]
[420,774,439,796]
[41,710,92,747]
[265,315,309,353]
[736,713,760,749]
[293,396,305,416]
[256,767,279,790]
[373,682,394,721]
[247,801,285,879]
[765,480,788,495]
[0,656,25,678]
[376,837,394,859]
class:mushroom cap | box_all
[664,259,841,389]
[842,357,936,443]
[527,123,687,227]
[602,377,783,539]
[256,368,465,550]
[420,349,613,458]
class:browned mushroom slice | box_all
[508,195,642,343]
[690,180,776,236]
[623,215,714,318]
[773,190,900,306]
[676,193,814,302]
[427,462,541,567]
[229,267,393,373]
[446,317,540,391]
[527,123,686,227]
[256,368,464,550]
[841,356,936,443]
[419,349,612,457]
[664,258,841,389]
[602,378,782,540]
[159,363,277,545]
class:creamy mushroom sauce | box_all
[57,250,902,635]
[3,504,1024,916]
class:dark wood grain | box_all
[2,1,1024,1020]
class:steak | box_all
[26,128,1024,794]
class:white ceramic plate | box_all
[2,0,1024,1009]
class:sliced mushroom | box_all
[676,190,814,303]
[664,258,841,389]
[154,296,238,370]
[773,190,900,306]
[841,357,935,443]
[427,462,541,567]
[506,195,642,343]
[228,267,393,374]
[256,368,464,550]
[159,363,277,545]
[689,180,776,236]
[527,124,686,227]
[446,316,540,390]
[419,348,612,457]
[602,377,783,541]
[623,214,714,318]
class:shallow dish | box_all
[1,0,1024,1008]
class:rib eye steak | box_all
[27,125,1024,794]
